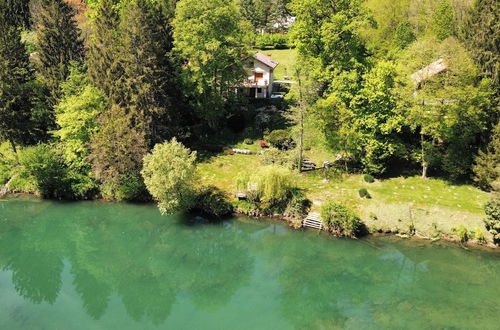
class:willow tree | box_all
[141,138,197,214]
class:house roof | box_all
[410,58,448,85]
[254,52,279,69]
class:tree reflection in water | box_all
[0,199,254,325]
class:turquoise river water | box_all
[0,197,499,329]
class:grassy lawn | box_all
[255,48,297,80]
[198,142,490,241]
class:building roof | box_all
[410,58,448,85]
[254,52,279,69]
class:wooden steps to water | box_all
[303,212,323,230]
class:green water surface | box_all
[0,197,499,329]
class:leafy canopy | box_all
[141,138,197,214]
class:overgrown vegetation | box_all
[320,201,365,238]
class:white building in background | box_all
[244,52,279,99]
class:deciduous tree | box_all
[141,138,197,214]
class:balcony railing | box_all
[244,79,268,87]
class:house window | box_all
[257,88,262,93]
[255,72,264,81]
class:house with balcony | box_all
[244,52,279,99]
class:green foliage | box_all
[255,33,290,49]
[461,0,500,95]
[141,138,197,214]
[239,0,290,31]
[236,165,307,214]
[87,0,119,97]
[408,222,416,235]
[473,121,500,191]
[19,144,72,199]
[265,129,293,150]
[193,185,233,218]
[452,225,470,243]
[284,189,312,219]
[260,148,298,169]
[173,0,251,124]
[402,37,496,179]
[290,0,370,85]
[363,174,375,183]
[54,64,105,171]
[472,227,487,244]
[114,0,179,144]
[320,201,365,238]
[254,165,292,204]
[233,200,261,216]
[244,138,253,145]
[431,0,456,40]
[484,197,500,245]
[358,188,371,199]
[393,21,415,49]
[35,0,84,105]
[0,0,31,28]
[89,106,148,200]
[0,21,33,148]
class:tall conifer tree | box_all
[87,0,119,97]
[114,0,178,145]
[462,0,500,96]
[0,20,33,152]
[34,0,84,105]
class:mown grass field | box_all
[197,141,490,241]
[255,48,297,80]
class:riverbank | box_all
[1,190,497,251]
[198,141,495,248]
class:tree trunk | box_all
[421,133,427,179]
[296,70,304,172]
[10,140,19,164]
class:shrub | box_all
[112,174,148,201]
[234,200,261,216]
[408,222,416,235]
[235,166,305,212]
[484,197,500,245]
[472,227,487,244]
[358,188,371,199]
[19,144,74,199]
[363,174,375,183]
[452,225,470,243]
[193,185,233,218]
[255,33,290,49]
[284,189,312,219]
[244,138,253,145]
[259,141,269,148]
[260,148,296,169]
[320,201,365,237]
[254,166,292,204]
[473,121,499,191]
[264,129,293,150]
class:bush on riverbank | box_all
[235,165,311,219]
[484,196,500,245]
[141,139,197,215]
[321,201,365,238]
[193,185,233,218]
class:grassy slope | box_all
[198,142,490,241]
